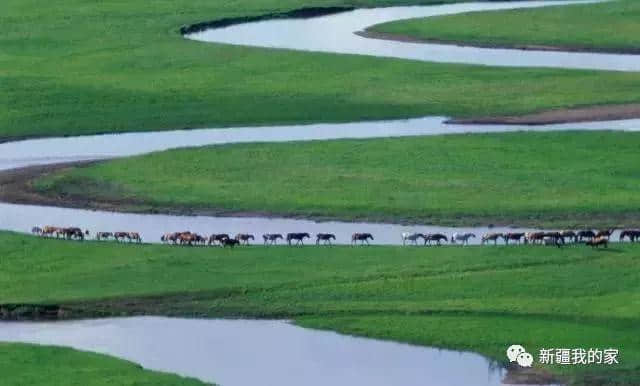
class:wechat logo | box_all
[507,344,533,367]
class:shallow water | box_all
[186,0,640,72]
[0,317,521,386]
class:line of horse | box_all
[30,225,640,248]
[159,231,374,247]
[403,229,640,248]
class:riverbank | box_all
[0,231,637,384]
[367,0,640,55]
[17,131,640,229]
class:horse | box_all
[316,233,336,245]
[525,232,545,245]
[586,236,608,248]
[401,232,424,246]
[114,232,131,242]
[287,233,310,246]
[221,238,240,248]
[208,233,230,246]
[127,232,142,243]
[42,226,60,238]
[262,233,283,245]
[31,226,43,236]
[595,229,614,240]
[96,232,113,241]
[577,230,596,242]
[235,234,255,245]
[559,230,578,244]
[62,227,88,241]
[451,232,475,245]
[424,233,447,246]
[178,233,197,246]
[351,233,373,245]
[543,232,564,246]
[503,232,525,245]
[619,230,640,242]
[481,233,503,245]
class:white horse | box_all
[451,232,476,245]
[402,232,424,246]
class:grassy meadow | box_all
[370,0,640,52]
[1,231,639,384]
[0,343,209,386]
[35,131,640,227]
[3,0,640,141]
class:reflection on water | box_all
[0,317,515,386]
[186,0,639,72]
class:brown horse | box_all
[586,236,608,248]
[595,229,614,240]
[525,232,545,245]
[482,233,503,245]
[42,226,60,238]
[235,234,255,245]
[351,233,373,245]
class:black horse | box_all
[287,232,310,246]
[221,238,240,248]
[263,233,283,245]
[620,230,640,242]
[577,230,596,242]
[351,233,373,245]
[424,233,447,246]
[235,233,255,245]
[316,233,336,245]
[502,232,525,245]
[208,233,230,246]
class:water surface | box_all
[0,317,518,386]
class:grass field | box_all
[1,231,638,384]
[34,131,640,227]
[0,343,209,386]
[4,0,640,141]
[369,0,640,53]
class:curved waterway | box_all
[186,0,640,72]
[0,317,542,386]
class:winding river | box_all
[0,1,638,384]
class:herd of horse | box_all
[158,231,373,247]
[31,225,640,248]
[402,229,640,248]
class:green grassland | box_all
[0,343,210,386]
[4,0,640,141]
[1,231,639,384]
[369,0,640,53]
[35,131,640,227]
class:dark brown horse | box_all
[351,233,373,245]
[287,233,310,246]
[316,233,336,245]
[62,227,88,241]
[503,232,525,245]
[208,233,230,246]
[262,233,283,245]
